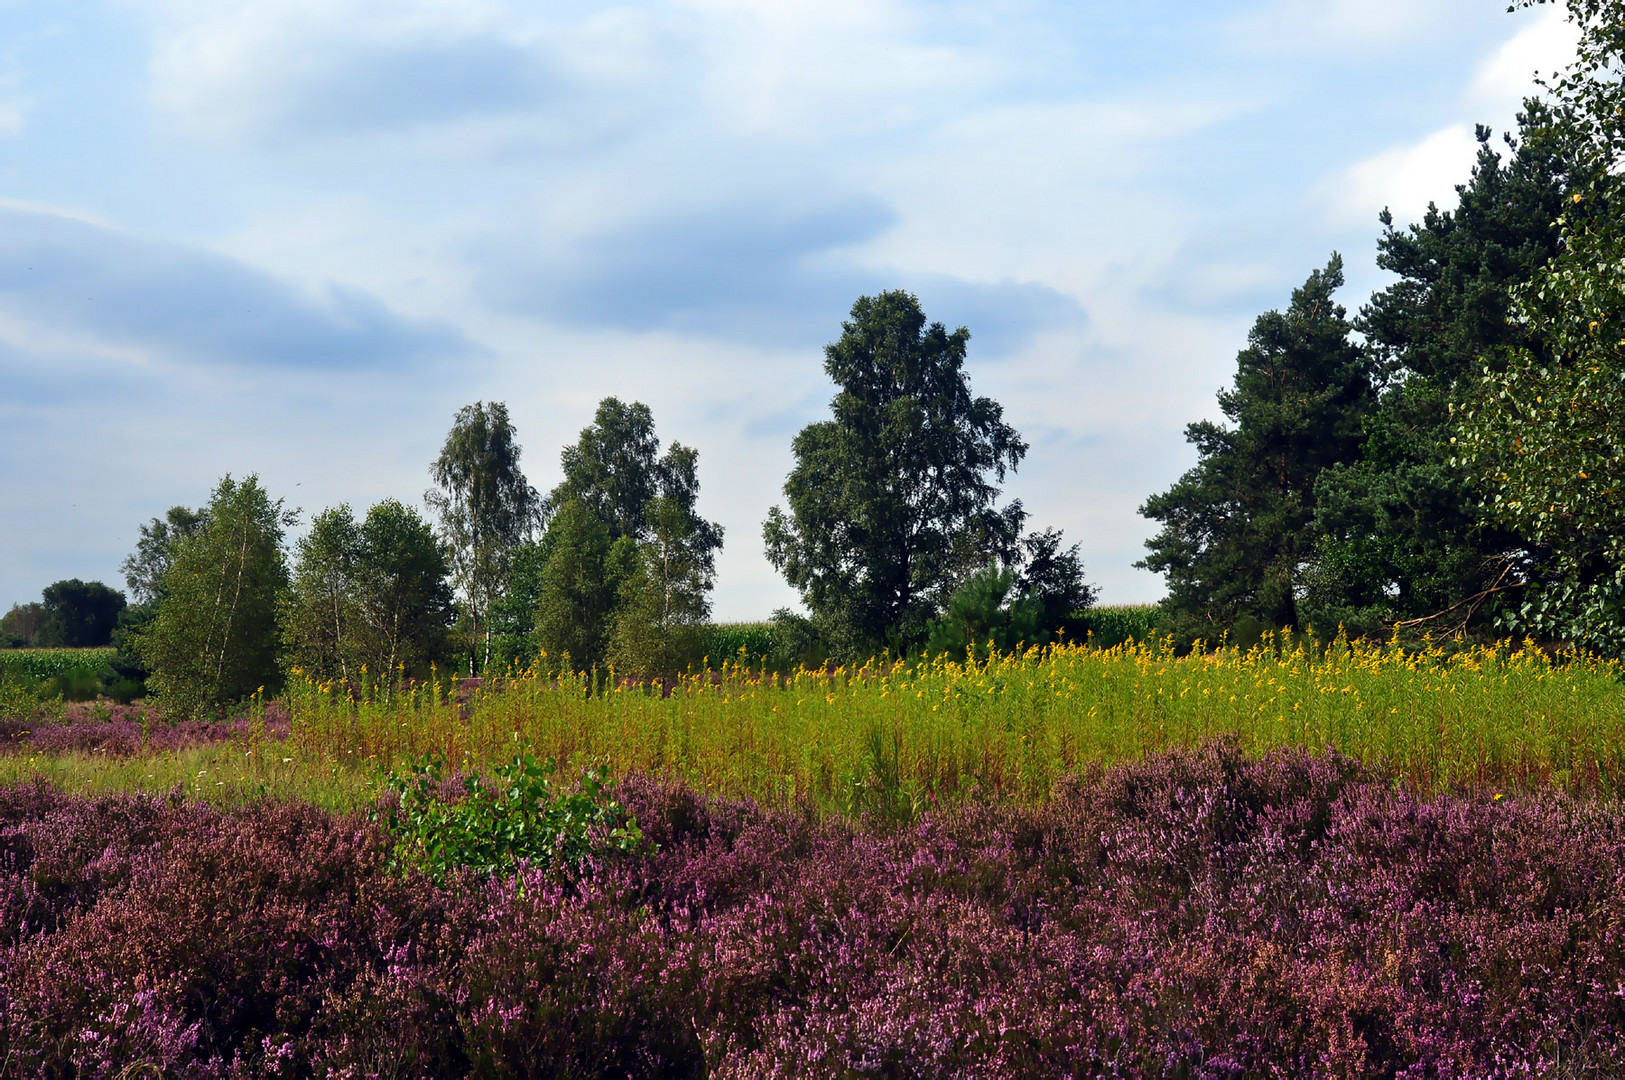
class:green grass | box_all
[9,633,1624,817]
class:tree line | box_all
[14,0,1624,712]
[8,288,1089,718]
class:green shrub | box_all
[378,754,645,881]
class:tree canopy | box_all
[137,475,291,716]
[1139,256,1374,639]
[764,291,1029,657]
[427,401,542,670]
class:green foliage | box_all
[764,291,1028,659]
[693,622,782,669]
[924,564,1042,660]
[535,499,637,674]
[1458,0,1625,656]
[282,505,365,689]
[0,648,116,682]
[0,603,45,649]
[378,753,644,881]
[37,580,125,649]
[1016,528,1097,635]
[609,495,717,680]
[1072,604,1163,648]
[137,474,291,718]
[0,648,119,709]
[283,500,455,694]
[1304,114,1576,638]
[121,505,208,605]
[538,400,722,679]
[427,402,542,671]
[551,397,661,541]
[488,538,552,669]
[1139,257,1374,640]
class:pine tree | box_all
[1139,257,1373,639]
[1304,114,1575,637]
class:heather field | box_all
[5,640,1625,1075]
[7,745,1625,1077]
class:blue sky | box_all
[0,0,1579,619]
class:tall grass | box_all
[0,647,116,682]
[277,633,1625,815]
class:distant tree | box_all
[352,498,454,688]
[0,602,45,648]
[488,539,553,671]
[552,398,661,541]
[609,494,717,680]
[281,506,365,691]
[541,399,723,676]
[1139,257,1374,639]
[924,564,1042,661]
[1303,113,1576,638]
[137,475,291,717]
[121,506,209,606]
[427,402,543,672]
[534,499,635,675]
[764,291,1028,659]
[283,500,453,695]
[1016,528,1097,637]
[38,579,126,648]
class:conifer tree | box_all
[1139,257,1373,639]
[1304,113,1575,636]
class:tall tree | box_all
[137,475,291,717]
[1303,113,1576,637]
[283,500,453,694]
[764,291,1028,658]
[38,579,126,648]
[0,603,45,648]
[609,494,716,679]
[552,398,661,541]
[427,402,542,672]
[1458,0,1625,655]
[534,499,635,675]
[551,398,724,554]
[121,506,209,606]
[1139,257,1374,638]
[281,506,365,691]
[538,399,723,675]
[353,498,454,688]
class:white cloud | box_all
[1317,124,1480,229]
[1469,3,1578,112]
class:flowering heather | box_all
[5,743,1625,1076]
[1,701,291,758]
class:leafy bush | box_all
[378,754,644,880]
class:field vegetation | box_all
[10,1,1625,1071]
[5,632,1621,822]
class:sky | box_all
[0,0,1582,621]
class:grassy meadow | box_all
[7,625,1623,816]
